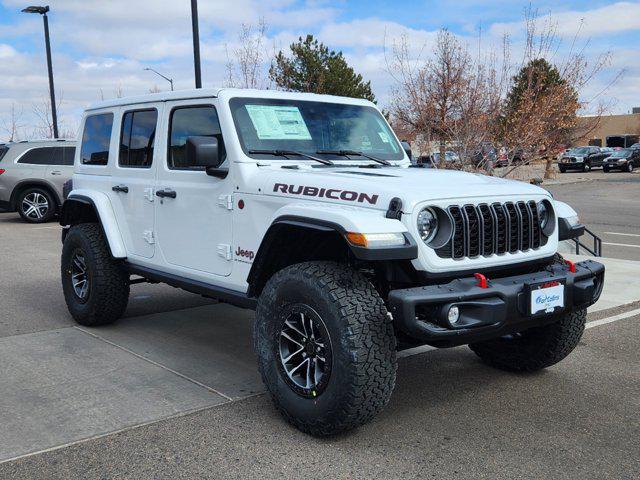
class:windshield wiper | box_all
[249,149,334,166]
[316,149,391,166]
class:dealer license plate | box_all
[530,282,564,315]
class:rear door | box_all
[46,146,75,200]
[108,106,161,259]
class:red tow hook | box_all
[564,260,576,273]
[474,273,489,289]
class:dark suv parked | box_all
[558,146,608,173]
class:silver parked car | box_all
[0,139,76,223]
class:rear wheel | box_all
[254,261,397,436]
[469,309,586,372]
[17,187,56,223]
[61,223,129,326]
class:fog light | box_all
[447,306,460,325]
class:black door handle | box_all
[112,185,129,193]
[156,188,177,199]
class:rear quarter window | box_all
[17,147,64,165]
[0,145,8,162]
[81,113,114,165]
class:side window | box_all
[62,147,76,166]
[81,113,114,165]
[119,109,157,168]
[168,106,225,170]
[18,147,63,165]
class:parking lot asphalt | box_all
[0,169,639,479]
[545,170,640,261]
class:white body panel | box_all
[69,88,578,295]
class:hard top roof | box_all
[85,88,374,111]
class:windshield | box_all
[573,147,590,155]
[229,97,403,161]
[611,149,631,158]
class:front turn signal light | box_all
[346,232,405,248]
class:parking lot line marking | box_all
[585,308,640,329]
[604,232,640,237]
[602,242,640,249]
[74,326,235,401]
[398,344,438,358]
[33,225,61,230]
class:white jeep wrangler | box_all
[60,88,604,436]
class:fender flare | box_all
[246,212,417,296]
[10,179,62,209]
[60,191,127,258]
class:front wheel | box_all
[603,166,610,173]
[582,162,591,172]
[469,309,586,372]
[558,166,566,173]
[254,262,397,436]
[61,223,130,326]
[627,162,634,173]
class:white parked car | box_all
[60,88,604,436]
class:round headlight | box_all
[417,208,438,243]
[538,201,549,230]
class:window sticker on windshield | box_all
[378,131,390,143]
[245,105,312,140]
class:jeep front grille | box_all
[435,201,546,259]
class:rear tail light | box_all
[0,169,5,175]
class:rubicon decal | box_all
[273,183,379,205]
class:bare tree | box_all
[148,84,161,94]
[225,19,270,89]
[114,85,124,98]
[1,103,25,142]
[387,8,620,179]
[32,91,65,139]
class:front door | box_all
[154,101,233,277]
[109,106,160,259]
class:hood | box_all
[256,164,550,213]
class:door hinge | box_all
[217,244,232,260]
[143,230,155,244]
[217,194,233,210]
[144,188,154,202]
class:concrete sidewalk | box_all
[565,253,640,312]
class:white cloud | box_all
[490,1,640,38]
[0,43,17,58]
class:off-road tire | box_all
[254,261,397,436]
[61,223,129,326]
[469,308,586,372]
[17,187,56,223]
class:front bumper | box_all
[389,260,604,347]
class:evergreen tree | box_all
[270,35,376,102]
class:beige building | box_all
[576,112,640,147]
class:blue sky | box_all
[1,0,638,138]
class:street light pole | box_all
[22,5,58,138]
[143,67,174,91]
[190,0,202,88]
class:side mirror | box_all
[186,136,222,168]
[400,140,412,160]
